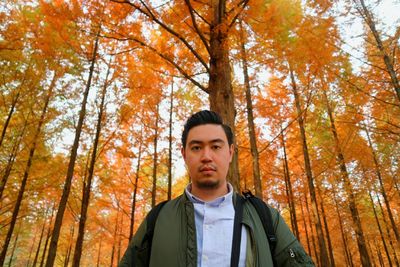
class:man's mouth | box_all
[199,165,216,173]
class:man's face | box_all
[182,124,233,190]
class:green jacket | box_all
[119,192,314,267]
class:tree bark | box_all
[300,198,312,256]
[0,87,21,149]
[289,67,330,266]
[45,30,100,267]
[72,55,110,267]
[238,19,262,197]
[317,188,335,267]
[32,216,48,267]
[322,89,372,266]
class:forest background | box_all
[0,0,399,266]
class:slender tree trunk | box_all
[63,225,75,267]
[40,206,56,267]
[369,191,393,267]
[32,216,48,267]
[355,0,400,103]
[168,81,174,200]
[305,192,320,265]
[289,67,329,266]
[28,228,39,266]
[208,0,239,191]
[129,126,143,241]
[72,57,110,267]
[280,128,299,239]
[364,127,399,243]
[333,191,353,267]
[238,19,262,197]
[322,88,371,266]
[300,199,312,256]
[7,224,21,267]
[317,188,335,267]
[151,104,159,208]
[0,77,55,265]
[110,211,119,267]
[0,89,21,149]
[96,239,102,267]
[45,30,100,267]
[0,118,28,201]
[376,191,400,267]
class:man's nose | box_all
[200,147,212,162]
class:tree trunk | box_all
[289,67,329,265]
[168,81,174,200]
[317,188,335,267]
[151,104,160,208]
[305,192,320,265]
[0,118,27,201]
[129,127,143,241]
[0,76,55,265]
[238,19,262,197]
[300,198,312,256]
[376,190,400,267]
[110,211,119,267]
[369,191,393,267]
[355,0,400,103]
[7,224,21,267]
[72,56,110,267]
[333,191,353,267]
[280,128,299,239]
[63,225,75,267]
[40,206,56,267]
[322,89,372,266]
[0,89,21,149]
[364,126,399,243]
[96,239,102,267]
[32,216,48,267]
[208,0,239,191]
[45,30,100,267]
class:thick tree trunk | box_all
[322,89,372,266]
[0,77,54,265]
[356,0,400,103]
[238,20,262,197]
[364,127,399,243]
[151,104,160,208]
[72,58,110,267]
[289,67,330,266]
[208,0,239,191]
[45,31,100,267]
[168,82,174,200]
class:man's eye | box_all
[212,145,221,150]
[191,146,201,151]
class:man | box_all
[119,110,314,267]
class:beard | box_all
[194,178,220,190]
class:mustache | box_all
[198,164,217,171]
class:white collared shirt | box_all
[185,183,247,267]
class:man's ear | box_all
[229,144,234,161]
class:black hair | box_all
[181,110,233,148]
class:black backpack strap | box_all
[142,200,168,265]
[231,195,245,267]
[243,190,277,266]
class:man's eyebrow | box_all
[188,139,225,145]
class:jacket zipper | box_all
[289,248,295,258]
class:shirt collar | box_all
[185,183,233,206]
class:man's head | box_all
[181,110,234,199]
[181,110,233,149]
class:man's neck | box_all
[190,182,229,202]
